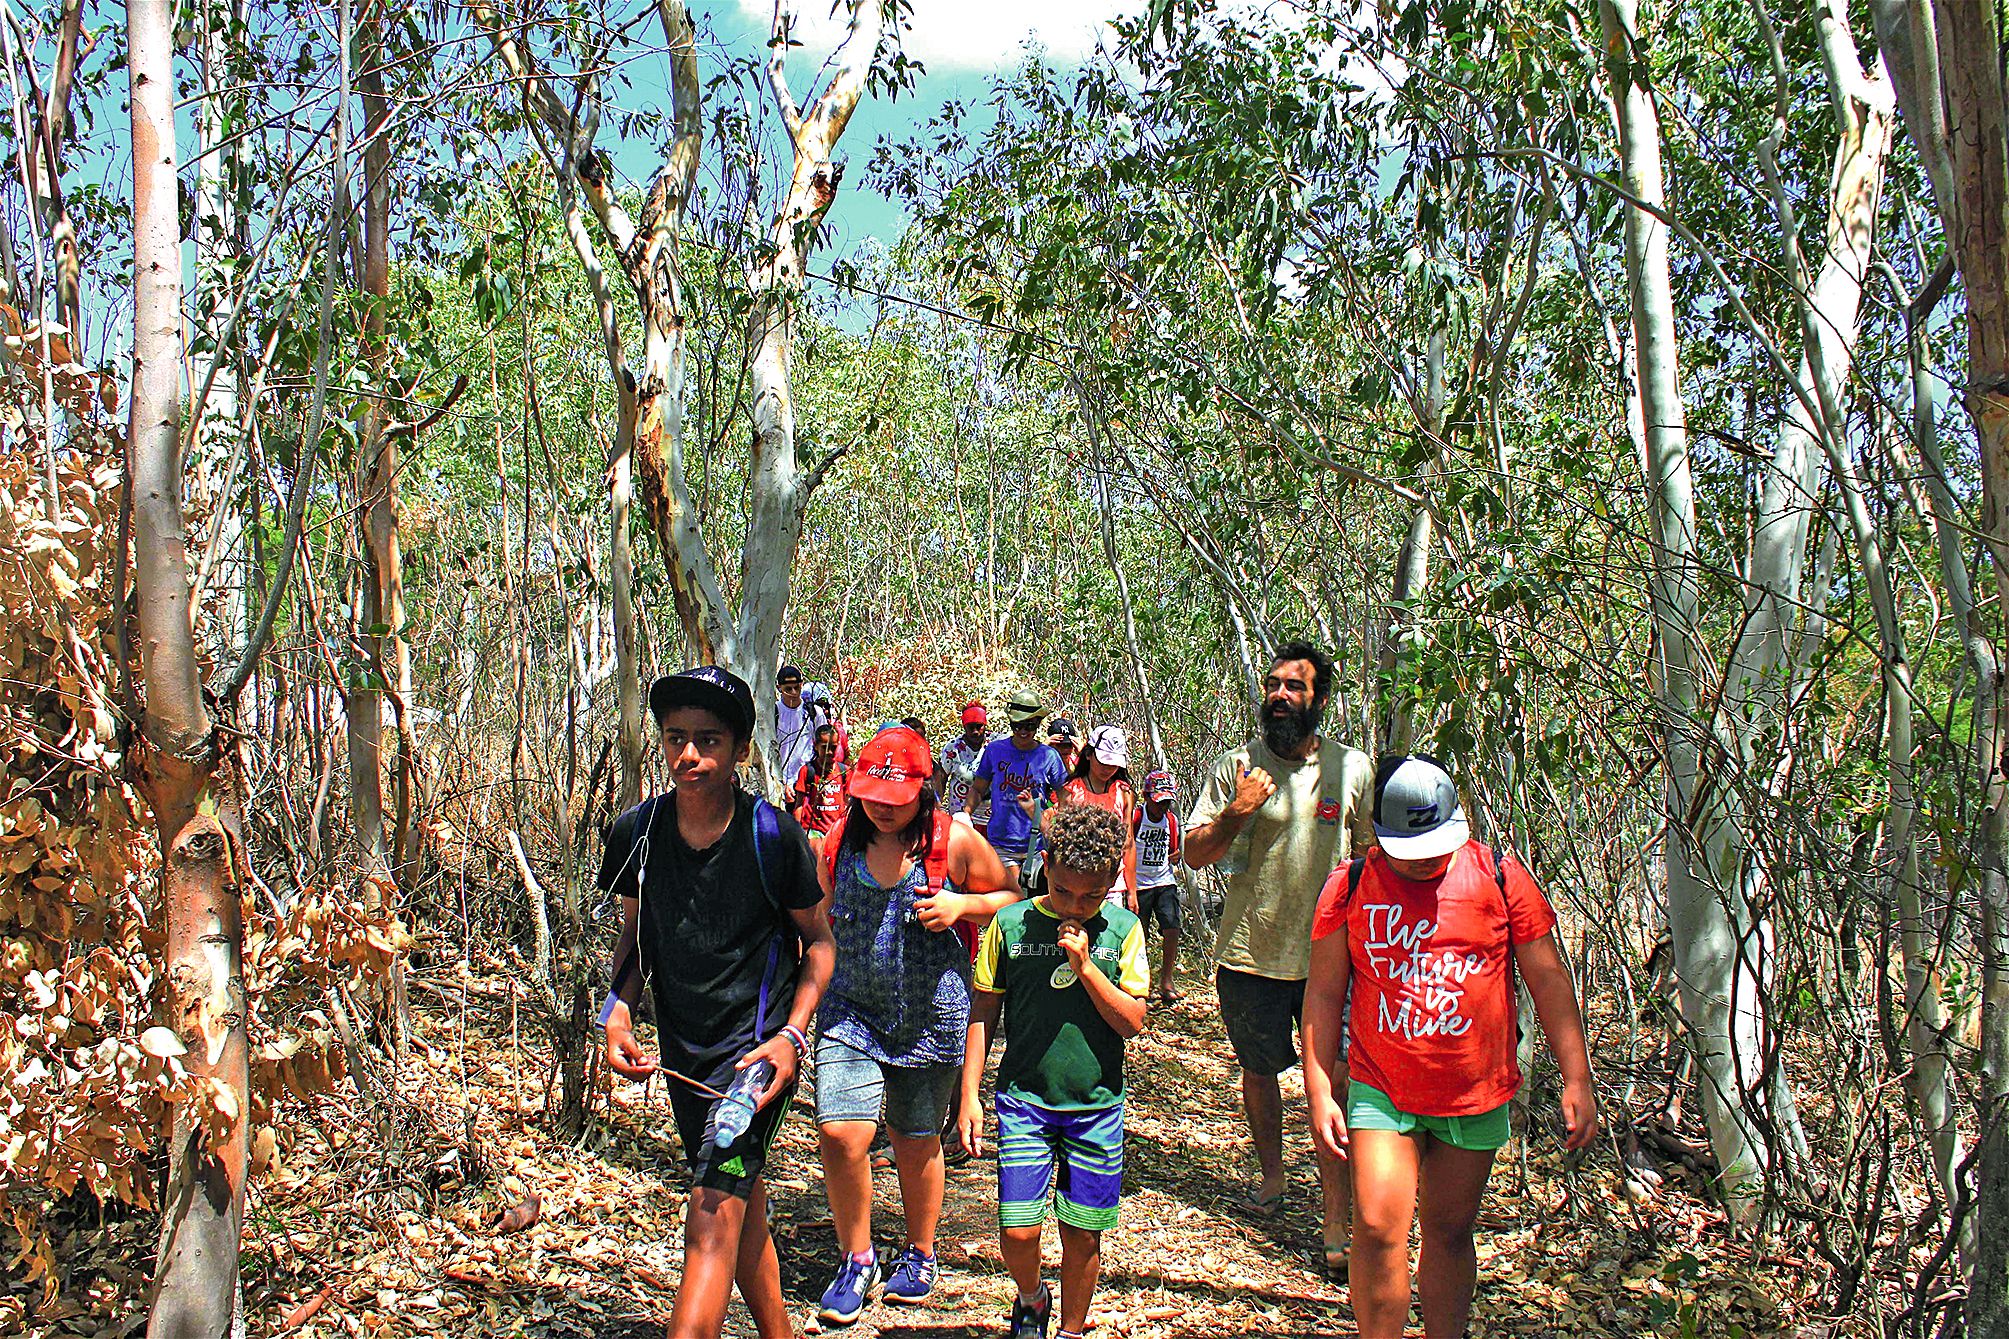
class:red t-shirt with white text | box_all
[1311,841,1557,1118]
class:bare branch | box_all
[804,442,848,492]
[219,42,350,706]
[767,0,803,140]
[382,373,471,440]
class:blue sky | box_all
[632,1,1132,261]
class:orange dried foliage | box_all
[829,623,1035,734]
[0,331,406,1305]
[0,377,163,1214]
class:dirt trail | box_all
[31,969,1800,1337]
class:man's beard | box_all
[1262,698,1322,755]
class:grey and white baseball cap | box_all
[1371,756,1470,859]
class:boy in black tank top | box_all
[599,667,835,1339]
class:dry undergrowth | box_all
[13,963,1828,1337]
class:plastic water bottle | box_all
[709,1059,775,1148]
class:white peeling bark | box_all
[1599,0,1772,1218]
[738,0,888,792]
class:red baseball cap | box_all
[850,726,933,804]
[961,701,988,725]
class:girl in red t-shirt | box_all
[1045,724,1138,904]
[1301,756,1596,1339]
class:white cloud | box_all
[740,0,1134,72]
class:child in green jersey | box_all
[959,804,1150,1339]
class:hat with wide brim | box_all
[650,666,755,741]
[1004,689,1047,725]
[1371,755,1470,859]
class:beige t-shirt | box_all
[1187,735,1375,981]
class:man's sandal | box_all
[1323,1245,1350,1281]
[1237,1186,1288,1220]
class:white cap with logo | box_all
[1371,756,1470,859]
[1085,724,1129,769]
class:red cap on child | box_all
[849,727,933,805]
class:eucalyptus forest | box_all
[3,0,2007,1335]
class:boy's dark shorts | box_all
[668,1080,795,1198]
[1215,967,1305,1077]
[1135,882,1181,932]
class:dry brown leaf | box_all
[494,1192,541,1235]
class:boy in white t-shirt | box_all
[1130,770,1184,1003]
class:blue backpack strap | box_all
[750,797,788,1038]
[751,796,782,912]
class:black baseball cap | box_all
[650,666,755,740]
[777,664,803,685]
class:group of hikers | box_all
[597,643,1598,1339]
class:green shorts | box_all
[1347,1080,1511,1152]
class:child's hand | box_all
[956,1096,984,1158]
[1560,1074,1600,1151]
[605,1015,657,1080]
[1058,920,1090,969]
[916,889,966,931]
[1017,789,1039,817]
[1309,1092,1350,1161]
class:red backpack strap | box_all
[924,808,953,896]
[820,811,850,888]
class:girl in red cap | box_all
[811,726,1019,1324]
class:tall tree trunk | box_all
[1076,374,1167,771]
[475,0,881,796]
[1886,276,1976,1248]
[1697,0,1896,1183]
[131,5,248,1332]
[1379,326,1445,754]
[17,0,83,335]
[1599,0,1772,1218]
[1874,0,2009,1318]
[735,0,888,792]
[349,20,407,1042]
[610,424,643,809]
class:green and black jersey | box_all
[973,897,1149,1110]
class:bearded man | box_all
[1183,642,1375,1276]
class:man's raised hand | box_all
[1228,764,1276,817]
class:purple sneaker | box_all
[882,1245,937,1304]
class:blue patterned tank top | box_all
[819,843,972,1066]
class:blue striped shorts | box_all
[995,1092,1124,1231]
